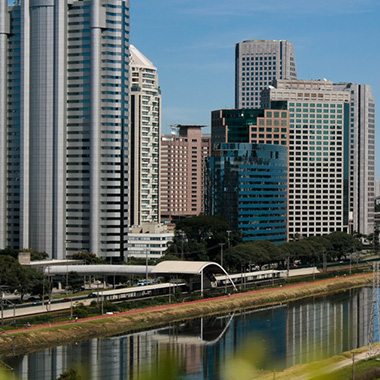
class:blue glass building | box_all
[208,143,288,244]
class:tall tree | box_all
[326,232,361,260]
[72,251,103,265]
[175,216,230,243]
[224,240,282,272]
[0,256,44,300]
[165,215,238,262]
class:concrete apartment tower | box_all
[0,0,130,260]
[333,83,375,236]
[160,126,211,223]
[262,79,351,238]
[129,45,161,226]
[376,180,380,198]
[235,40,298,109]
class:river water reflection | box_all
[2,286,377,379]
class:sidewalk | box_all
[2,298,93,319]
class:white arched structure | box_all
[151,261,237,295]
[40,260,237,295]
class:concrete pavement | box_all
[1,298,94,320]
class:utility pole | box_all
[349,253,352,275]
[219,243,225,268]
[0,291,3,328]
[181,236,184,261]
[227,230,231,248]
[42,266,45,307]
[368,262,380,357]
[286,254,290,280]
[145,246,149,284]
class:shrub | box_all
[56,368,82,380]
[72,307,88,319]
[118,301,131,310]
[102,301,119,313]
[356,366,380,380]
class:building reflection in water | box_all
[2,287,376,380]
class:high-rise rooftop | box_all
[235,39,297,109]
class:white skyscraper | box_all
[0,0,130,260]
[333,83,375,236]
[262,79,351,238]
[129,45,161,226]
[376,180,380,198]
[235,39,297,109]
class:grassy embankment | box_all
[258,344,380,380]
[0,273,372,357]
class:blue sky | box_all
[7,0,379,178]
[130,0,380,179]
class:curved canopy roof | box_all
[151,261,225,276]
[43,261,237,289]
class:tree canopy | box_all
[175,215,230,243]
[0,255,46,299]
[67,272,83,293]
[72,251,104,264]
[164,215,241,262]
[0,248,20,259]
[224,240,282,272]
[278,232,361,265]
[56,369,82,380]
[325,232,361,259]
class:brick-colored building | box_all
[160,125,211,223]
[211,108,289,147]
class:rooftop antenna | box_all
[169,124,179,135]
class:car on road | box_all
[137,280,150,286]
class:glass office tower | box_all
[0,0,130,259]
[208,143,288,243]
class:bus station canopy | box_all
[151,261,226,276]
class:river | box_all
[1,286,378,379]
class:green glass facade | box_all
[211,109,265,144]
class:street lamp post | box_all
[1,291,4,328]
[65,240,71,293]
[219,243,225,268]
[180,231,185,261]
[323,250,327,273]
[286,254,290,280]
[227,230,231,248]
